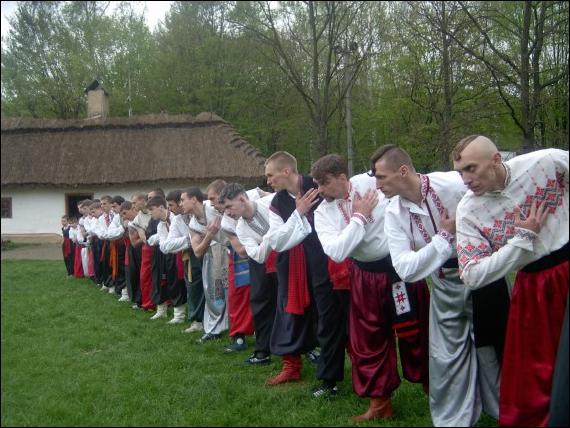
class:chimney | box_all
[84,79,109,119]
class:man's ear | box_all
[399,165,409,177]
[492,151,503,166]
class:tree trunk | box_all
[520,1,535,152]
[440,1,453,169]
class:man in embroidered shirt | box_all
[209,180,256,354]
[375,144,510,427]
[264,151,347,397]
[312,154,430,421]
[149,194,188,324]
[219,183,277,366]
[97,195,116,294]
[87,200,104,287]
[106,195,127,300]
[162,189,205,333]
[188,186,229,343]
[120,200,143,309]
[453,135,569,427]
[77,199,93,280]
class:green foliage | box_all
[1,1,568,171]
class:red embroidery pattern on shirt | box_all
[411,213,432,244]
[481,215,516,252]
[519,177,564,215]
[411,176,446,245]
[336,200,351,225]
[481,175,563,250]
[457,241,491,271]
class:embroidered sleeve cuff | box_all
[514,227,537,241]
[351,213,367,226]
[438,230,455,244]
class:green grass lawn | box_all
[1,260,497,427]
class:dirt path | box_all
[1,243,63,260]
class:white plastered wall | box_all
[1,180,210,236]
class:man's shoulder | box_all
[314,198,337,218]
[350,172,376,189]
[456,191,477,214]
[385,195,403,215]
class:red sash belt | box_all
[110,240,119,280]
[124,238,131,266]
[285,244,311,315]
[328,257,352,290]
[176,252,185,280]
[265,250,278,273]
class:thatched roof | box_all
[1,113,266,186]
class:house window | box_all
[1,197,12,218]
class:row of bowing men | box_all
[61,136,569,427]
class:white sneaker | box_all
[100,285,108,292]
[168,317,185,325]
[150,313,167,320]
[108,287,115,294]
[183,321,203,333]
[150,304,168,320]
[118,296,130,302]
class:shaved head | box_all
[453,135,505,195]
[452,135,499,162]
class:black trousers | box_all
[248,259,278,355]
[64,245,74,276]
[126,244,142,305]
[91,238,103,284]
[100,240,112,287]
[313,279,350,383]
[185,255,205,322]
[151,249,169,305]
[112,240,127,294]
[164,253,188,307]
[471,277,510,363]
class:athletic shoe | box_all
[306,349,321,365]
[244,352,271,365]
[311,382,338,398]
[183,321,203,334]
[223,336,247,353]
[198,333,221,344]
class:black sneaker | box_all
[244,352,271,365]
[198,333,221,344]
[223,336,247,353]
[311,382,338,398]
[306,349,321,365]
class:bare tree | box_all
[449,1,569,152]
[232,1,379,159]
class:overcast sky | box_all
[1,1,173,42]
